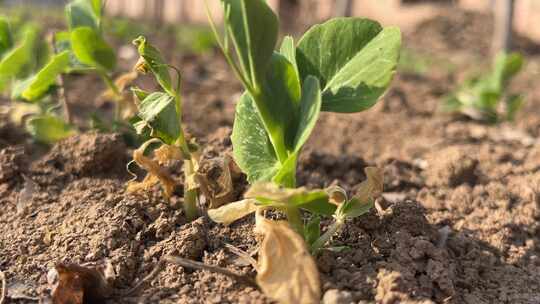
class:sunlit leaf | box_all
[132,36,173,94]
[26,114,76,144]
[71,26,116,71]
[255,214,321,304]
[0,17,12,58]
[66,0,101,31]
[0,25,38,91]
[221,0,278,86]
[293,76,321,152]
[297,19,401,113]
[231,93,280,183]
[20,51,70,101]
[207,199,258,226]
[246,182,336,216]
[136,92,180,145]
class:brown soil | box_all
[1,8,540,304]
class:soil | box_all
[1,7,540,304]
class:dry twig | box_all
[0,270,7,304]
[116,254,256,297]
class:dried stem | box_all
[116,255,256,297]
[0,270,6,304]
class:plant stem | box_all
[170,71,199,221]
[311,218,344,253]
[100,73,122,121]
[285,205,304,235]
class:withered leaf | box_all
[355,166,383,202]
[127,140,176,198]
[51,263,112,304]
[197,154,237,208]
[255,213,321,304]
[97,71,139,119]
[207,199,258,226]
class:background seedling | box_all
[442,52,524,123]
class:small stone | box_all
[322,289,354,304]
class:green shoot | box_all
[206,0,400,232]
[442,52,525,123]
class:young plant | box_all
[126,36,199,221]
[11,0,136,143]
[442,52,524,123]
[205,0,400,229]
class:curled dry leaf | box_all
[355,167,383,202]
[255,213,321,304]
[127,140,176,198]
[326,185,348,205]
[207,199,258,226]
[51,263,112,304]
[197,154,237,208]
[154,144,184,164]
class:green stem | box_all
[183,159,199,221]
[285,206,303,235]
[311,218,345,253]
[101,73,122,122]
[170,72,199,221]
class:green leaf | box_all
[26,115,76,144]
[293,76,321,152]
[71,26,116,71]
[231,93,280,183]
[20,51,70,101]
[490,52,524,91]
[131,86,150,102]
[279,36,298,78]
[0,17,13,58]
[0,26,38,91]
[297,18,401,113]
[55,31,88,71]
[221,0,278,86]
[260,53,301,153]
[304,216,321,246]
[133,36,173,94]
[246,182,336,216]
[506,94,524,121]
[272,152,297,188]
[339,197,374,219]
[66,0,101,31]
[137,92,180,145]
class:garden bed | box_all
[1,8,540,304]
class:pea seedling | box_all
[10,0,136,143]
[127,36,200,221]
[442,52,524,123]
[205,0,400,232]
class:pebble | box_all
[322,289,354,304]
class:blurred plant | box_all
[9,0,139,143]
[442,52,524,123]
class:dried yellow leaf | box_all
[207,199,258,226]
[355,167,383,203]
[255,213,321,304]
[154,144,184,164]
[197,155,236,208]
[127,140,176,198]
